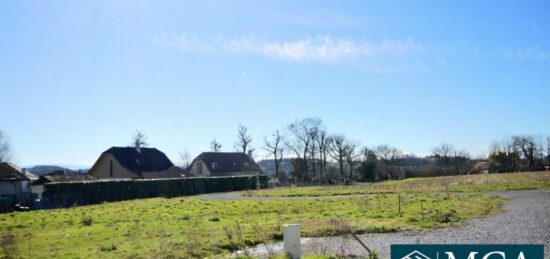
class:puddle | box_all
[232,241,284,257]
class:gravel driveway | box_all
[237,190,550,258]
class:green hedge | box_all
[43,175,268,207]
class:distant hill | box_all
[26,165,90,176]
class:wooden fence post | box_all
[377,193,381,211]
[420,202,426,222]
[398,193,401,214]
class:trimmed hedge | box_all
[42,175,268,207]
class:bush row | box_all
[43,175,268,207]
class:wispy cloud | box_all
[263,36,423,62]
[503,46,549,60]
[152,33,425,63]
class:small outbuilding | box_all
[472,161,490,174]
[31,169,96,199]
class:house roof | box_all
[193,152,262,174]
[473,161,490,170]
[102,147,175,176]
[33,169,96,185]
[0,162,30,181]
[23,171,38,181]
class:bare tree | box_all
[306,119,323,181]
[316,130,329,180]
[179,150,192,169]
[328,135,349,179]
[374,145,403,179]
[286,118,322,183]
[345,143,359,181]
[264,130,284,180]
[235,124,253,154]
[210,138,222,152]
[513,136,538,171]
[131,131,148,151]
[547,136,550,168]
[0,130,13,163]
[374,145,390,161]
[432,143,454,164]
[490,138,520,172]
[453,150,471,174]
[374,145,397,162]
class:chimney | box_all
[136,141,141,153]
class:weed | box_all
[182,229,205,257]
[100,244,117,252]
[368,249,379,259]
[0,234,17,259]
[81,215,93,226]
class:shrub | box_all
[433,209,460,223]
[368,250,379,259]
[81,216,93,226]
[100,244,117,252]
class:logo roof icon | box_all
[402,250,431,259]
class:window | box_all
[211,162,218,169]
[197,161,203,174]
[243,162,249,167]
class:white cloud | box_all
[152,33,425,63]
[262,36,424,62]
[503,46,548,60]
[262,37,357,61]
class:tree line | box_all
[2,122,549,185]
[208,118,550,185]
[489,135,550,173]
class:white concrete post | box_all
[283,224,301,259]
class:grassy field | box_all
[2,171,548,258]
[0,192,504,258]
[248,171,550,197]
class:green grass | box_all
[0,192,504,258]
[248,171,550,197]
[4,171,545,258]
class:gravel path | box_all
[237,190,550,258]
[198,191,375,201]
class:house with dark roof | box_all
[31,169,96,199]
[188,152,263,177]
[88,146,186,179]
[0,162,33,204]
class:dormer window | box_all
[243,162,249,167]
[211,162,218,169]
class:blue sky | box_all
[1,0,549,167]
